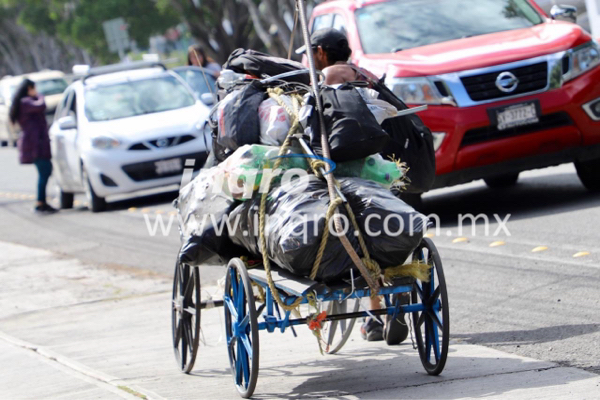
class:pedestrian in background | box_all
[9,79,57,214]
[187,44,222,77]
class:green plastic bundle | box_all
[221,144,404,200]
[336,154,404,189]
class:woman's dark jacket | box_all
[17,95,51,164]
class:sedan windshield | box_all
[174,68,217,99]
[36,78,68,96]
[355,0,543,54]
[84,75,195,122]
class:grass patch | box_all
[118,385,147,399]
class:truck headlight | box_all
[432,132,446,151]
[91,136,120,150]
[386,77,456,106]
[564,40,600,82]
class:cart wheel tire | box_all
[411,238,449,376]
[224,258,259,398]
[484,173,519,188]
[323,298,360,354]
[171,261,201,373]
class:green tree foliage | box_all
[5,0,180,63]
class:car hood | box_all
[361,22,591,77]
[86,103,209,142]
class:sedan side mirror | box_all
[550,5,577,24]
[200,93,216,106]
[58,115,77,130]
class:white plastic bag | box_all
[258,97,293,146]
[357,87,398,124]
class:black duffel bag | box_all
[305,83,390,163]
[224,48,310,85]
[371,80,436,194]
[216,80,265,152]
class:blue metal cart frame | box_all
[221,237,449,398]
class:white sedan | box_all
[50,63,211,212]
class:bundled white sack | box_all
[258,96,294,146]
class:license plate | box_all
[492,101,540,131]
[155,158,182,175]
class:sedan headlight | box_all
[564,40,600,82]
[387,77,456,106]
[91,136,120,150]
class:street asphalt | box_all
[0,145,599,397]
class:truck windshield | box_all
[355,0,543,54]
[84,75,195,122]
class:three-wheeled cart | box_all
[171,237,449,398]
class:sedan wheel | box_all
[82,168,107,212]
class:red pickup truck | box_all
[310,0,600,191]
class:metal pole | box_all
[295,0,379,292]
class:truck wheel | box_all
[484,173,519,188]
[575,159,600,191]
[83,168,107,212]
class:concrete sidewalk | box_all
[0,241,598,399]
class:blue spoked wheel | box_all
[411,238,449,375]
[224,258,259,398]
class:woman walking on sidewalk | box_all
[9,79,57,214]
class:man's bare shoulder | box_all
[322,64,357,85]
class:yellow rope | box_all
[383,259,431,283]
[255,87,390,310]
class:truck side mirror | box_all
[550,5,577,24]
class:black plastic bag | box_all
[228,175,360,283]
[371,80,436,194]
[176,169,247,266]
[339,178,428,268]
[217,80,265,151]
[224,48,310,85]
[305,83,389,162]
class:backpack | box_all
[305,83,390,162]
[371,80,436,194]
[216,80,265,152]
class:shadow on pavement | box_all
[453,323,600,346]
[105,190,180,212]
[246,345,588,399]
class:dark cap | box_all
[295,28,350,55]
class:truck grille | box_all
[461,62,548,102]
[460,112,573,147]
[128,134,196,151]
